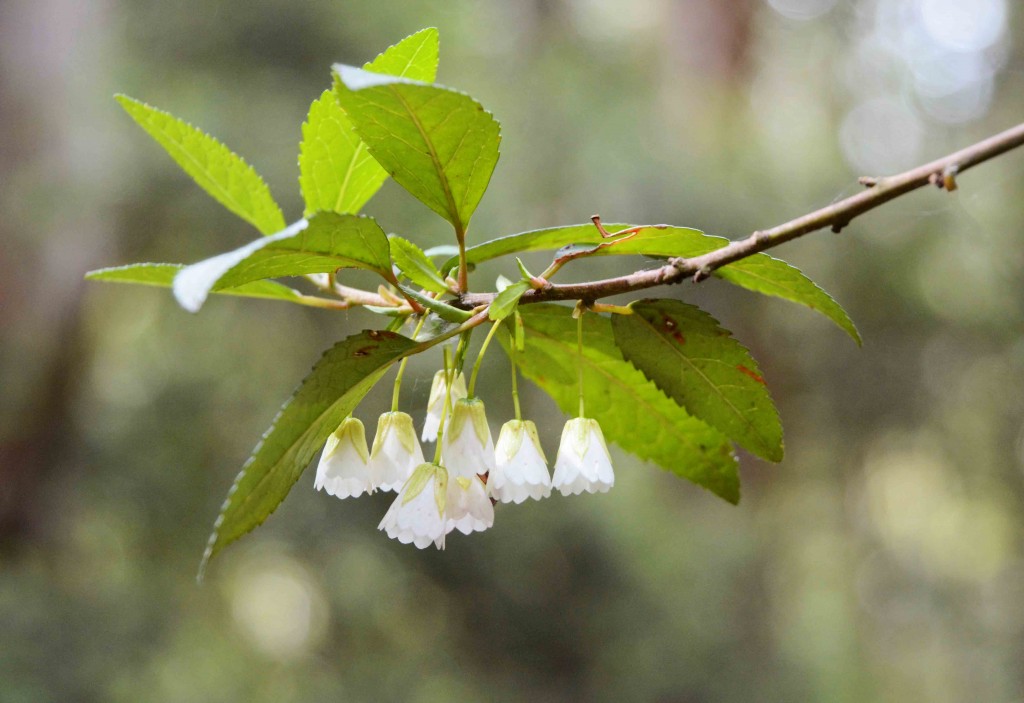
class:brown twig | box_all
[460,121,1024,308]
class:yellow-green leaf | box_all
[173,212,391,313]
[297,29,441,216]
[333,66,501,234]
[86,263,302,302]
[116,95,285,235]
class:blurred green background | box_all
[2,0,1023,701]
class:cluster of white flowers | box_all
[314,368,615,549]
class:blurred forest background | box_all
[2,0,1023,701]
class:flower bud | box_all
[490,420,551,504]
[551,417,614,496]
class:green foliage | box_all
[508,305,740,502]
[332,66,501,235]
[85,263,303,302]
[458,224,859,342]
[298,29,440,216]
[199,330,417,577]
[116,95,286,235]
[389,236,449,293]
[613,299,783,462]
[89,27,867,567]
[173,212,392,312]
[488,280,530,321]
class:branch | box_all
[460,122,1024,307]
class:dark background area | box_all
[2,1,1023,701]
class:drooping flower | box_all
[551,417,614,496]
[441,397,496,479]
[421,370,468,442]
[489,420,551,504]
[445,475,494,536]
[379,463,448,549]
[369,411,425,492]
[314,416,372,499]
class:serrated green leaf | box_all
[713,256,861,345]
[298,91,387,217]
[397,286,471,323]
[199,330,418,576]
[505,304,739,502]
[389,236,449,293]
[457,223,859,343]
[86,263,303,302]
[173,212,391,313]
[364,27,439,81]
[333,66,501,234]
[116,95,285,235]
[297,29,441,217]
[613,299,783,462]
[489,280,530,321]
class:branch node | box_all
[858,176,879,187]
[692,265,713,283]
[831,220,849,234]
[753,230,770,245]
[942,164,959,191]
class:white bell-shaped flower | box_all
[421,370,468,442]
[551,417,615,496]
[444,475,494,535]
[379,463,449,549]
[314,416,372,499]
[441,397,496,479]
[489,420,551,504]
[369,411,425,492]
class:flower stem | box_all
[434,346,454,464]
[577,308,585,418]
[391,315,427,412]
[508,328,522,421]
[468,321,502,398]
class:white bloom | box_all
[421,370,468,442]
[379,463,448,549]
[369,412,425,492]
[441,398,496,479]
[314,417,372,499]
[445,475,494,535]
[489,420,551,504]
[551,417,614,496]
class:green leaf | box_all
[297,29,441,217]
[364,27,440,81]
[612,299,783,462]
[489,280,530,321]
[397,286,471,323]
[333,66,501,234]
[116,95,286,235]
[506,304,739,502]
[173,212,392,313]
[457,223,859,343]
[200,330,418,576]
[713,256,861,345]
[389,236,449,293]
[86,263,302,302]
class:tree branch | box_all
[460,122,1024,308]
